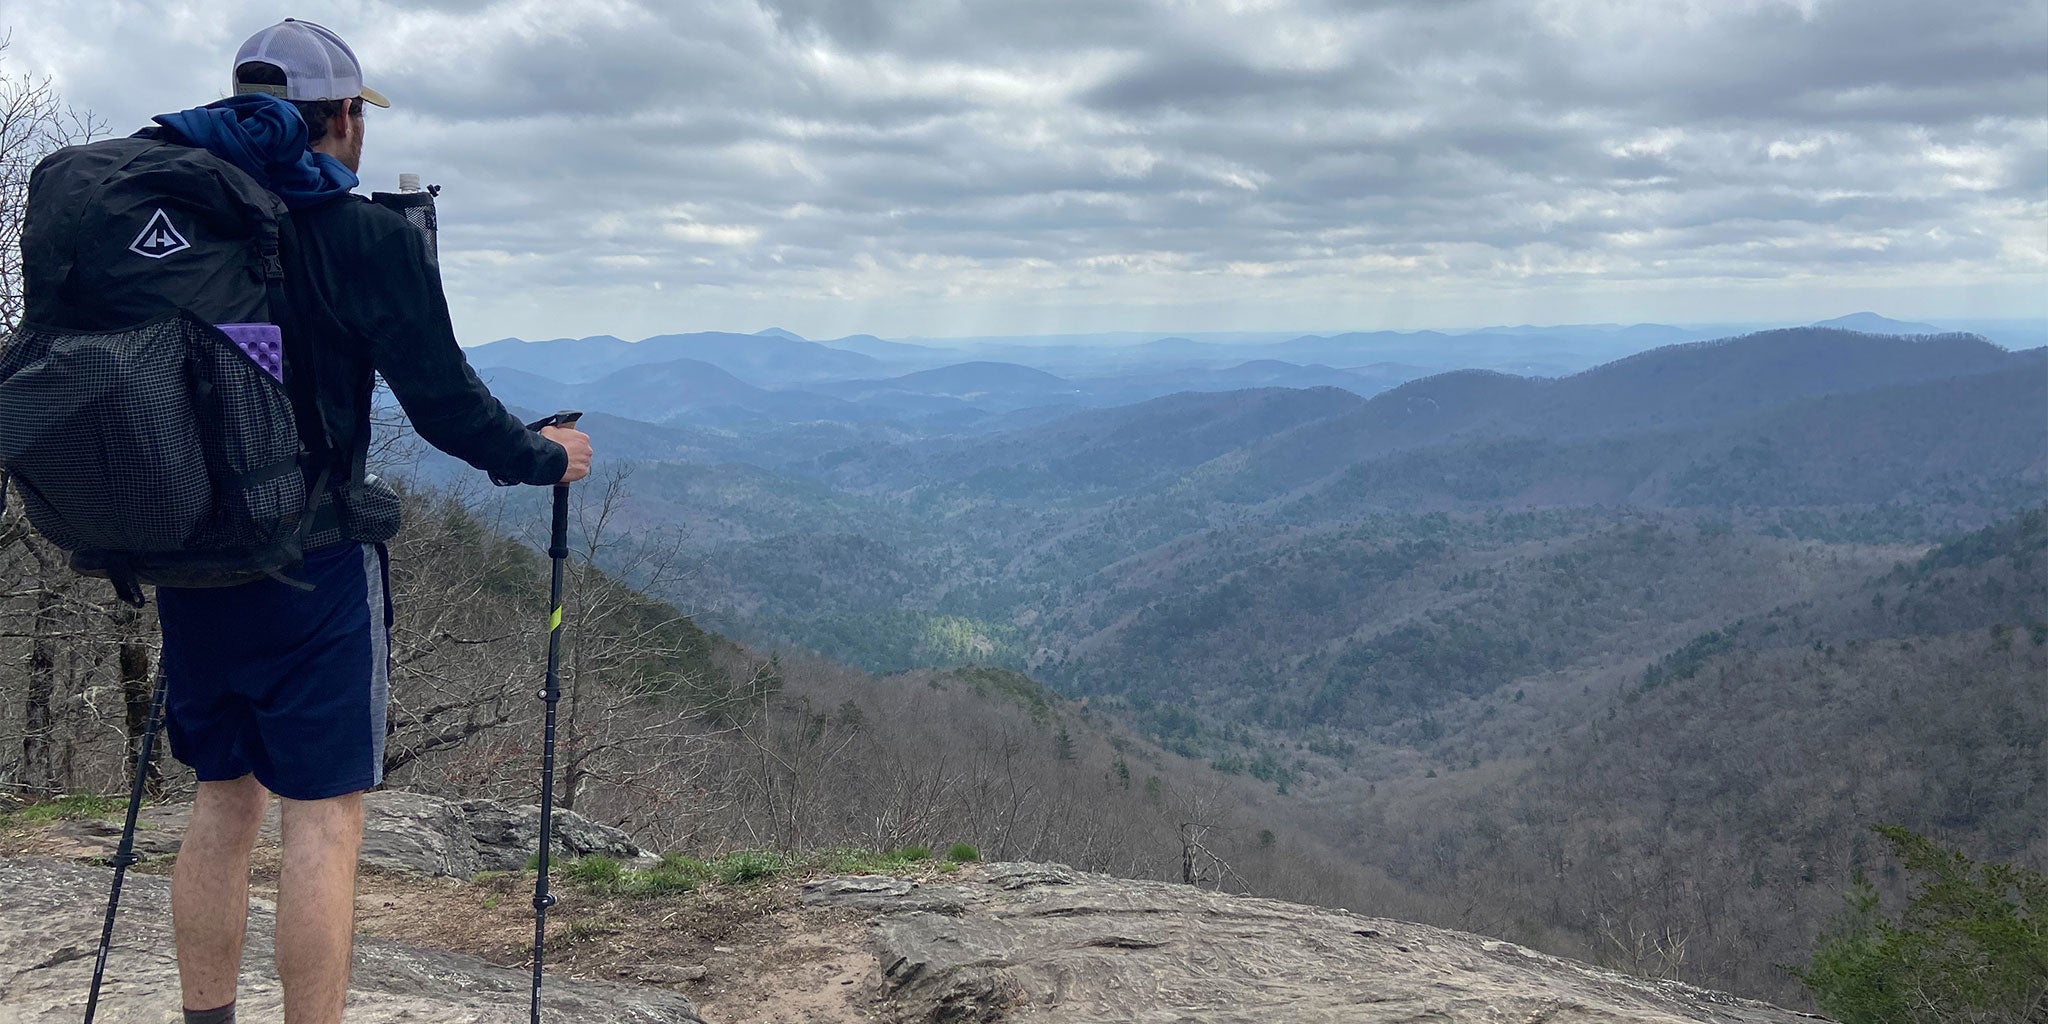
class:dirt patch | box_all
[350,867,886,1024]
[5,814,888,1024]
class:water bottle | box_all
[370,173,440,264]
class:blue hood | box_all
[148,94,358,210]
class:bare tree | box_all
[1169,776,1253,892]
[729,661,864,851]
[1,37,103,333]
[1,38,121,802]
[379,484,538,777]
[555,467,718,815]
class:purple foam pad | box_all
[216,323,284,382]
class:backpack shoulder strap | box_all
[269,216,336,461]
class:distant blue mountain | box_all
[889,361,1072,394]
[1072,360,1415,404]
[1126,336,1213,357]
[480,356,865,425]
[1260,328,1710,374]
[789,358,1413,420]
[793,361,1074,420]
[754,327,807,342]
[467,331,883,385]
[817,334,962,366]
[635,332,882,384]
[475,366,574,413]
[470,335,632,383]
[816,326,2030,503]
[1811,312,1942,334]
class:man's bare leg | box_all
[275,791,363,1024]
[173,774,270,1012]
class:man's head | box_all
[232,19,389,173]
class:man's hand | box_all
[540,425,592,484]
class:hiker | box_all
[134,20,595,1024]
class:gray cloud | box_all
[5,0,2043,341]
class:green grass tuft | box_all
[2,794,122,828]
[946,843,981,863]
[821,846,936,875]
[625,853,707,896]
[711,850,785,885]
[556,849,787,897]
[563,855,624,891]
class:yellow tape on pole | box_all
[550,606,562,631]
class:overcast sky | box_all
[5,0,2044,342]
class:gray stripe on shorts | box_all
[364,544,390,786]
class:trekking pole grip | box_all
[540,409,580,558]
[550,484,570,558]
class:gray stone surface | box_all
[805,862,1825,1024]
[0,859,705,1024]
[803,876,971,916]
[454,796,651,873]
[38,791,650,880]
[16,797,1824,1023]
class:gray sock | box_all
[184,1002,235,1024]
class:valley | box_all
[414,315,2048,1003]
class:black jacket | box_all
[283,193,565,494]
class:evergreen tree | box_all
[1797,825,2047,1024]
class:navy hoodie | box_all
[149,94,358,210]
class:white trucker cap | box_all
[233,18,391,108]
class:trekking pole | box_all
[529,410,581,1024]
[83,670,168,1024]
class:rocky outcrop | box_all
[0,858,704,1024]
[804,862,1823,1024]
[32,790,648,880]
[6,794,1821,1023]
[362,790,652,878]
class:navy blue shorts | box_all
[157,542,393,801]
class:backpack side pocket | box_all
[0,316,212,552]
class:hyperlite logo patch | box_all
[129,208,192,259]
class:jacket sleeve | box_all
[347,218,567,486]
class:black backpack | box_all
[0,136,331,606]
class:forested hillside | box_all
[8,323,2037,1011]
[0,477,1380,918]
[654,330,2044,691]
[1290,508,2048,997]
[524,327,2042,1005]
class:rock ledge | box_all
[804,861,1823,1024]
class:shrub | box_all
[946,843,981,863]
[1796,825,2048,1024]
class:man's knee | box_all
[191,775,271,845]
[278,790,366,853]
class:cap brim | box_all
[359,86,391,108]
